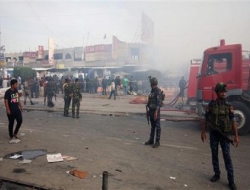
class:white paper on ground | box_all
[46,153,63,163]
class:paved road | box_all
[0,108,249,190]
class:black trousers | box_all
[7,113,23,138]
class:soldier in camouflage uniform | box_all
[201,82,239,190]
[144,77,161,148]
[23,78,34,105]
[46,78,56,107]
[63,78,72,117]
[72,78,82,118]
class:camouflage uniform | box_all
[23,79,34,105]
[46,79,56,107]
[72,81,82,118]
[205,98,235,184]
[147,86,161,144]
[63,81,72,116]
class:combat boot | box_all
[229,182,237,190]
[144,139,154,145]
[210,174,220,182]
[152,141,160,148]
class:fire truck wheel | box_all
[231,101,250,135]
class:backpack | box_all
[160,90,165,107]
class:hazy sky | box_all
[0,0,250,72]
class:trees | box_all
[13,66,36,81]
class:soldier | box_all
[201,82,239,190]
[144,77,162,148]
[23,78,34,105]
[72,78,82,118]
[63,78,72,117]
[46,77,56,107]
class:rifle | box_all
[146,105,149,125]
[206,122,234,146]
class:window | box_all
[65,53,72,59]
[206,53,232,75]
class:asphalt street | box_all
[0,108,250,190]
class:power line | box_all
[25,0,70,48]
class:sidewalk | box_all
[0,92,201,121]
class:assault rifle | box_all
[206,122,234,146]
[146,105,149,125]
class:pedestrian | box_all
[178,76,186,101]
[63,78,72,117]
[115,76,121,95]
[23,78,34,105]
[144,77,161,148]
[108,79,116,100]
[4,79,23,142]
[102,77,107,95]
[72,78,82,118]
[122,75,129,96]
[201,82,239,190]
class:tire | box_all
[231,101,250,135]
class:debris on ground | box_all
[47,153,63,163]
[170,176,176,180]
[9,154,23,159]
[69,169,88,179]
[62,155,77,161]
[18,159,32,164]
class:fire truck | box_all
[196,39,250,135]
[186,59,200,108]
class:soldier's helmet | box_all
[150,77,158,85]
[214,82,227,92]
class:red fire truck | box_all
[196,39,250,135]
[186,59,200,107]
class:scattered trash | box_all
[13,168,26,173]
[20,133,25,136]
[115,169,122,172]
[0,122,5,125]
[184,134,188,137]
[69,169,88,179]
[184,184,188,187]
[62,155,77,161]
[9,154,23,159]
[170,176,176,180]
[9,139,21,144]
[47,153,63,163]
[100,175,103,178]
[135,138,139,140]
[0,158,3,162]
[92,175,97,179]
[18,159,32,164]
[66,171,70,174]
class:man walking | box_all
[72,78,82,118]
[63,78,72,117]
[144,77,162,148]
[122,75,128,96]
[4,79,23,143]
[201,82,239,190]
[23,78,34,105]
[102,77,107,95]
